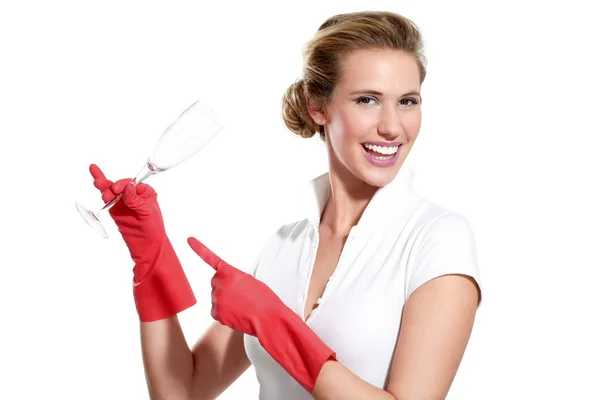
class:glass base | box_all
[75,201,109,239]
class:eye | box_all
[399,98,419,106]
[356,96,420,107]
[355,96,378,106]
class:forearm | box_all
[140,315,193,400]
[312,360,397,400]
[255,309,397,399]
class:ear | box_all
[307,100,327,126]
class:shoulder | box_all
[414,207,477,249]
[386,186,470,240]
[403,199,482,304]
[397,187,474,241]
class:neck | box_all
[320,164,378,237]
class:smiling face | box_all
[308,48,422,188]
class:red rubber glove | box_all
[90,164,196,322]
[187,236,336,393]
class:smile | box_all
[360,142,402,167]
[362,143,399,156]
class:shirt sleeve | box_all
[406,211,483,305]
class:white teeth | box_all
[373,155,393,161]
[363,143,399,155]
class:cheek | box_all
[404,110,422,138]
[333,109,371,143]
[329,110,361,149]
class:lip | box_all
[361,143,401,168]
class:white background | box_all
[1,0,599,399]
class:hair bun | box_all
[281,79,320,139]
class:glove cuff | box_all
[254,305,336,393]
[132,240,196,322]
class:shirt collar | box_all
[303,164,416,236]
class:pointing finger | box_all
[187,237,229,271]
[89,164,106,180]
[90,164,113,192]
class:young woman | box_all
[89,11,482,400]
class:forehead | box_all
[336,49,421,92]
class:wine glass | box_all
[76,100,224,239]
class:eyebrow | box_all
[349,90,422,99]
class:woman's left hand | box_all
[188,236,336,393]
[187,236,285,336]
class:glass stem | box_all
[98,159,160,213]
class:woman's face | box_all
[310,49,422,188]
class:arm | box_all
[311,274,480,400]
[141,318,251,400]
[187,236,480,399]
[87,165,250,399]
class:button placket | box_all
[319,230,359,305]
[306,227,362,324]
[300,226,320,321]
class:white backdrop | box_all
[1,1,599,399]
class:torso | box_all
[242,166,483,399]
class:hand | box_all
[88,163,196,322]
[187,236,284,336]
[89,163,166,281]
[187,236,336,392]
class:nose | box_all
[377,103,403,139]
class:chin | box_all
[358,169,398,188]
[347,160,400,188]
[330,144,405,188]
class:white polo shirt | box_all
[243,165,483,399]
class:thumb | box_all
[187,237,229,271]
[121,181,149,214]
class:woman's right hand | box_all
[89,163,168,282]
[88,163,196,322]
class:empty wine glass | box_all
[76,100,224,239]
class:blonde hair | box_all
[281,11,427,139]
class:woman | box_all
[90,11,482,400]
